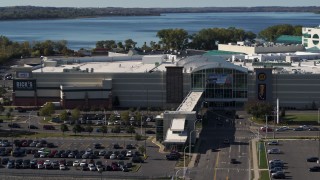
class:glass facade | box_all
[191,67,247,109]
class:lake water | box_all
[0,12,319,50]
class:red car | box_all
[260,126,273,132]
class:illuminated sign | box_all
[13,80,36,90]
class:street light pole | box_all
[265,115,268,139]
[318,108,320,164]
[189,120,198,156]
[183,145,189,179]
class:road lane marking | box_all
[213,151,220,180]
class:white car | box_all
[269,159,283,164]
[59,164,66,170]
[267,148,281,154]
[267,141,279,145]
[107,121,114,125]
[38,148,46,153]
[80,160,87,167]
[110,153,116,159]
[300,125,309,130]
[126,150,133,157]
[73,160,80,167]
[96,165,104,172]
[43,160,51,166]
[88,164,96,171]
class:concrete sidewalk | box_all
[251,138,260,180]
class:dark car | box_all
[22,159,30,168]
[43,125,55,130]
[308,127,319,131]
[47,143,55,148]
[8,123,20,128]
[307,157,319,162]
[309,166,320,172]
[272,171,285,179]
[126,144,134,149]
[293,127,303,131]
[145,130,155,134]
[166,154,180,160]
[132,155,144,163]
[113,144,120,149]
[230,158,239,164]
[94,143,102,149]
[28,125,38,129]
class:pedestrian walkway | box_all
[251,138,260,180]
[151,137,166,153]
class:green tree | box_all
[100,125,108,135]
[71,108,80,124]
[59,110,69,122]
[126,126,135,135]
[124,39,137,50]
[60,124,69,135]
[135,133,142,141]
[258,24,302,42]
[157,28,188,50]
[85,125,93,135]
[121,111,130,125]
[39,102,55,116]
[72,124,82,135]
[138,145,146,155]
[245,101,273,119]
[111,125,121,133]
[6,112,11,119]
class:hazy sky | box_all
[0,0,318,8]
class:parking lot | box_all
[0,137,176,179]
[266,140,320,179]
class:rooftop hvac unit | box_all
[91,68,94,73]
[86,68,89,72]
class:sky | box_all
[0,0,318,8]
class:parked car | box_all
[308,127,319,131]
[307,157,319,162]
[270,167,283,174]
[267,141,279,145]
[230,158,239,164]
[271,171,285,179]
[309,166,320,172]
[267,148,281,154]
[293,127,304,131]
[43,125,55,130]
[269,159,283,164]
[8,123,21,128]
[28,125,38,129]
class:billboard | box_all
[206,74,232,85]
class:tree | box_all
[126,126,135,135]
[258,24,302,42]
[39,102,55,116]
[121,111,130,125]
[72,124,82,135]
[85,126,93,135]
[100,125,108,135]
[245,101,273,119]
[71,108,80,124]
[135,133,142,141]
[124,39,137,50]
[111,125,121,133]
[138,145,146,155]
[59,110,69,122]
[60,124,69,135]
[156,29,188,50]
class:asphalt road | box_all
[189,110,252,180]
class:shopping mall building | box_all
[11,26,320,148]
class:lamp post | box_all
[189,120,198,156]
[265,115,268,139]
[140,114,143,135]
[183,145,189,179]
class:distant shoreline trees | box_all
[0,24,302,65]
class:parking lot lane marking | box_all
[213,151,220,180]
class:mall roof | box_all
[275,35,302,44]
[204,50,242,56]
